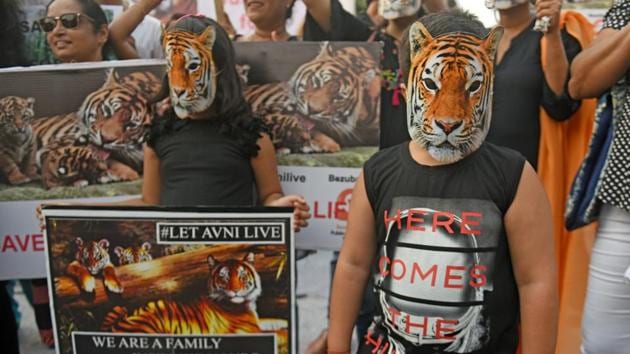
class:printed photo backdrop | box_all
[43,206,294,354]
[0,42,380,279]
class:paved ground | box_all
[15,250,339,354]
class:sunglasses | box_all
[39,13,96,33]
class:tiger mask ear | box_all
[197,26,216,50]
[408,21,434,61]
[141,242,152,251]
[482,26,504,64]
[316,42,334,60]
[114,246,124,257]
[208,255,217,269]
[243,252,255,263]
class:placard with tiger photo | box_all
[42,205,295,354]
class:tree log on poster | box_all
[54,244,289,316]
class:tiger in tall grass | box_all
[32,69,160,185]
[243,43,380,153]
[114,242,153,266]
[36,135,112,189]
[405,23,502,163]
[101,252,287,334]
[0,96,39,185]
[67,237,123,294]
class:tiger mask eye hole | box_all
[423,78,438,91]
[187,62,200,71]
[468,80,482,94]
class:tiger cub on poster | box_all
[114,242,153,266]
[37,136,112,189]
[0,96,39,184]
[101,252,286,334]
[67,237,123,294]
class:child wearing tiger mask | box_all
[325,10,558,354]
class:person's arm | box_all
[327,173,376,353]
[250,134,310,231]
[569,25,630,99]
[538,0,569,97]
[505,162,558,354]
[303,0,333,34]
[108,0,162,60]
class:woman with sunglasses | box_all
[41,0,142,62]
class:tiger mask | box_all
[406,22,503,163]
[163,26,218,119]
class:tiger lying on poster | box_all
[243,43,380,154]
[30,69,160,188]
[101,252,287,334]
[67,237,123,294]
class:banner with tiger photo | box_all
[0,42,381,280]
[42,205,295,354]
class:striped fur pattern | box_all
[163,27,218,119]
[406,23,503,163]
[30,70,160,186]
[36,136,111,189]
[244,82,313,153]
[243,43,380,153]
[66,237,122,294]
[0,96,39,184]
[289,43,381,148]
[101,253,263,334]
[114,242,153,266]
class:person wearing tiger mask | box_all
[325,9,558,354]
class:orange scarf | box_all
[538,11,597,354]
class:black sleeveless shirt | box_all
[362,142,525,354]
[150,119,255,206]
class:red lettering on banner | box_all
[32,234,44,252]
[334,188,352,221]
[461,211,482,235]
[436,319,458,340]
[2,236,18,252]
[2,234,45,252]
[444,266,466,289]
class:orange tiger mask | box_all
[406,22,503,163]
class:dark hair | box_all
[399,9,488,80]
[149,16,266,158]
[46,0,112,60]
[0,0,28,67]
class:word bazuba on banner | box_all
[43,206,295,354]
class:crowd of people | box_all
[0,0,628,353]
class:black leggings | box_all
[1,281,20,354]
